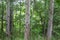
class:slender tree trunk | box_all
[47,0,54,40]
[6,0,11,36]
[1,1,4,40]
[19,0,21,33]
[1,0,4,33]
[24,0,30,40]
[6,0,13,38]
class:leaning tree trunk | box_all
[24,0,30,40]
[47,0,54,40]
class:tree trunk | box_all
[1,0,4,33]
[24,0,30,40]
[47,0,54,40]
[6,0,11,36]
[6,0,13,38]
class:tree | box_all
[1,0,4,33]
[47,0,54,40]
[24,0,30,40]
[6,0,13,37]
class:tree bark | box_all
[6,0,13,37]
[47,0,54,40]
[1,0,4,33]
[6,0,11,36]
[24,0,30,40]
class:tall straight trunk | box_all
[24,0,30,40]
[47,0,54,40]
[6,0,11,36]
[1,1,4,40]
[1,0,4,32]
[6,0,13,37]
[19,0,21,33]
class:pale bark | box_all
[24,0,30,40]
[6,0,11,36]
[6,0,13,37]
[47,0,54,40]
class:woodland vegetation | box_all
[0,0,60,40]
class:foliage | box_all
[0,0,60,40]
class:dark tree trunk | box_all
[1,0,4,33]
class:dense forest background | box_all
[0,0,60,40]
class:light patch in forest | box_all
[21,12,25,15]
[0,1,1,4]
[37,0,40,1]
[4,1,6,4]
[17,11,20,14]
[39,21,42,25]
[33,15,36,18]
[36,16,40,20]
[13,0,25,5]
[3,28,6,32]
[41,1,44,3]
